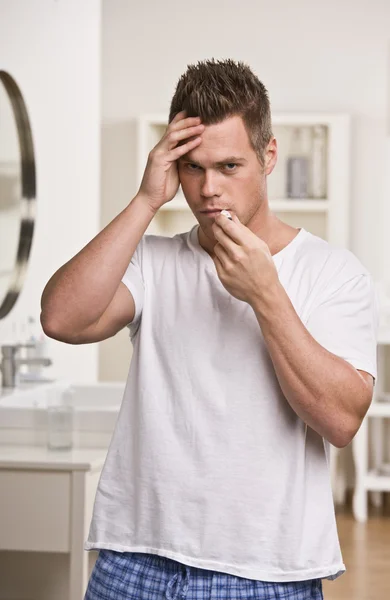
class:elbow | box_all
[329,433,353,450]
[330,435,353,450]
[328,418,362,449]
[40,311,94,345]
[326,381,373,449]
[40,312,75,344]
[40,311,56,338]
[40,311,62,341]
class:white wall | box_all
[0,0,101,384]
[99,0,390,380]
[0,4,101,597]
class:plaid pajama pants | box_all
[84,549,324,599]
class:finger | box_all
[212,223,239,255]
[170,116,202,132]
[161,119,203,152]
[212,253,223,278]
[165,123,205,149]
[214,213,244,246]
[170,110,187,124]
[213,242,230,270]
[168,136,202,161]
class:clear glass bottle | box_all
[311,125,327,198]
[47,388,74,451]
[286,126,311,199]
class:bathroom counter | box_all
[0,444,104,600]
[0,443,107,471]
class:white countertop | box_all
[0,379,63,400]
[0,445,107,471]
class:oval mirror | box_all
[0,71,36,319]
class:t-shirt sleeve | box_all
[305,273,378,380]
[121,238,145,339]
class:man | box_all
[41,59,377,599]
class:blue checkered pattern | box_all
[84,550,324,599]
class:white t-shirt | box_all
[85,225,378,583]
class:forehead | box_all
[180,115,254,164]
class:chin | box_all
[194,218,213,241]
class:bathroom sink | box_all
[0,380,66,404]
[0,381,124,408]
[0,380,125,437]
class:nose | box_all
[200,169,221,198]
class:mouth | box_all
[200,209,228,216]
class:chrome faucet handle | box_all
[1,342,36,358]
[16,357,52,367]
[1,345,18,358]
[1,343,52,389]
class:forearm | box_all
[250,282,370,448]
[40,193,155,334]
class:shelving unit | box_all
[136,113,351,247]
[352,331,390,521]
[161,198,330,213]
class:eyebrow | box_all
[179,155,247,167]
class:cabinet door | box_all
[0,470,71,551]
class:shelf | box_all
[378,328,390,344]
[270,200,328,212]
[137,112,350,246]
[158,194,329,213]
[140,112,350,127]
[367,398,390,417]
[365,470,390,491]
[158,197,188,211]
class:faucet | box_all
[0,343,52,389]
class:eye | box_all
[224,163,237,171]
[186,163,201,171]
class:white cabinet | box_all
[0,470,71,552]
[136,112,351,247]
[0,447,106,600]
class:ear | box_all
[264,137,277,176]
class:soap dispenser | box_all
[24,316,51,381]
[47,387,75,451]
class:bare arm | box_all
[40,195,156,343]
[40,111,205,344]
[251,283,374,449]
[210,212,375,449]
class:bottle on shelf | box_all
[25,315,37,375]
[311,125,327,199]
[286,127,311,199]
[23,316,51,381]
[16,320,28,378]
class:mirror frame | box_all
[0,70,36,319]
